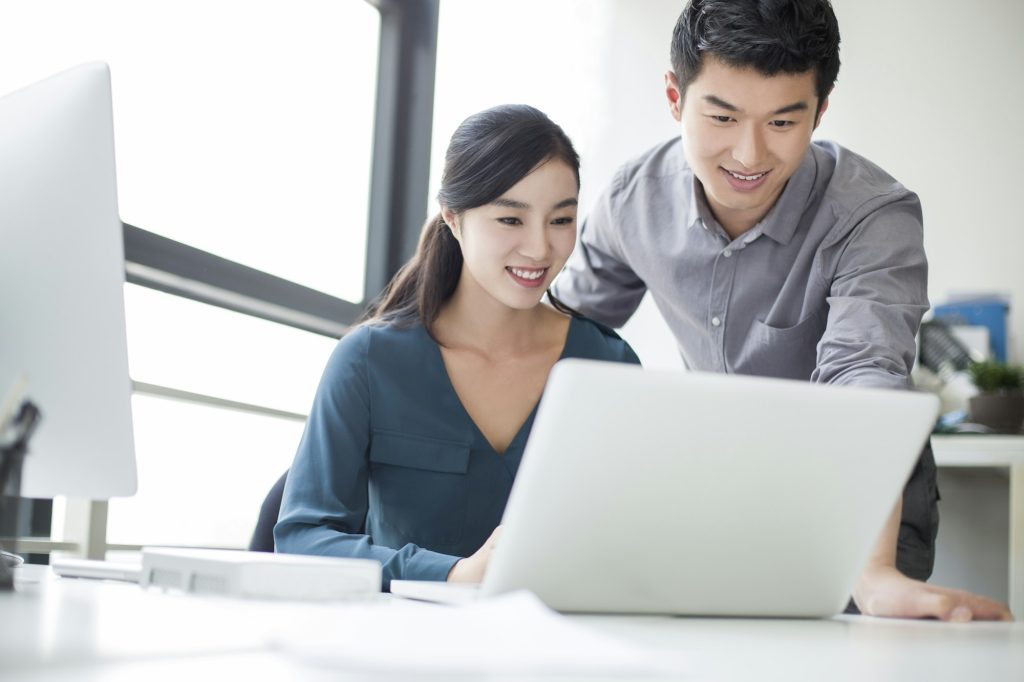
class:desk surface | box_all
[3,567,1023,682]
[932,434,1024,467]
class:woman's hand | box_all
[447,525,503,583]
[854,564,1012,622]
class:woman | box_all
[274,105,639,588]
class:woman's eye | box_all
[551,217,575,226]
[497,217,522,226]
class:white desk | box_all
[932,435,1024,617]
[2,566,1022,681]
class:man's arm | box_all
[813,194,929,390]
[553,180,647,328]
[816,195,1010,620]
[854,499,1012,621]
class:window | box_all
[123,285,336,416]
[106,394,306,548]
[430,0,608,210]
[0,0,380,303]
[3,0,440,554]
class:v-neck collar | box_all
[425,315,578,459]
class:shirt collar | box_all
[682,144,818,246]
[757,146,817,246]
[684,171,705,231]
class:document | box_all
[274,590,693,677]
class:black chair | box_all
[249,470,288,552]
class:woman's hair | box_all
[360,104,581,333]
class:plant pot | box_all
[968,393,1024,434]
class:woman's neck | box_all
[434,282,561,358]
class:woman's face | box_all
[444,158,578,312]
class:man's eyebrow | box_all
[771,101,810,116]
[703,94,739,111]
[703,95,810,116]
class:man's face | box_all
[666,56,826,237]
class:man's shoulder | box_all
[811,140,918,217]
[606,137,690,206]
[611,137,688,189]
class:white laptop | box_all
[392,359,938,617]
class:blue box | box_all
[932,298,1009,362]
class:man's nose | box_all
[732,124,766,170]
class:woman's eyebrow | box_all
[489,197,578,210]
[490,197,529,209]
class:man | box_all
[553,0,1011,621]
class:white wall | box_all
[580,1,686,369]
[821,0,1024,364]
[594,0,1024,366]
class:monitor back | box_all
[0,63,136,499]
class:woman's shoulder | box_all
[326,319,430,373]
[565,315,641,365]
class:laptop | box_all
[391,359,939,617]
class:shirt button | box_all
[711,316,722,327]
[723,250,732,258]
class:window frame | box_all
[18,0,441,560]
[123,0,439,338]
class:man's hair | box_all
[670,0,840,110]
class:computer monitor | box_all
[0,63,137,500]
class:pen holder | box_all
[0,400,41,590]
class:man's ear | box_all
[665,70,684,122]
[814,89,832,130]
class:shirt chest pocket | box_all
[739,309,827,380]
[367,430,471,550]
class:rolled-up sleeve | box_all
[554,177,648,328]
[813,194,929,390]
[274,326,460,588]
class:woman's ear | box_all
[441,208,460,240]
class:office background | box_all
[1,0,1021,592]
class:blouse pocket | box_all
[368,430,471,549]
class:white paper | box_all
[274,590,693,677]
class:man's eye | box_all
[770,119,795,128]
[710,115,734,123]
[497,217,521,226]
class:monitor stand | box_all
[0,548,21,590]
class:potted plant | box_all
[967,360,1024,434]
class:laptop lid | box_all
[480,359,938,617]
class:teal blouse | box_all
[274,315,639,588]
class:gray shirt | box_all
[554,138,929,390]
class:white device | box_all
[391,359,939,617]
[0,63,137,498]
[51,557,143,583]
[140,547,382,601]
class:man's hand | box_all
[447,525,502,583]
[854,563,1012,622]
